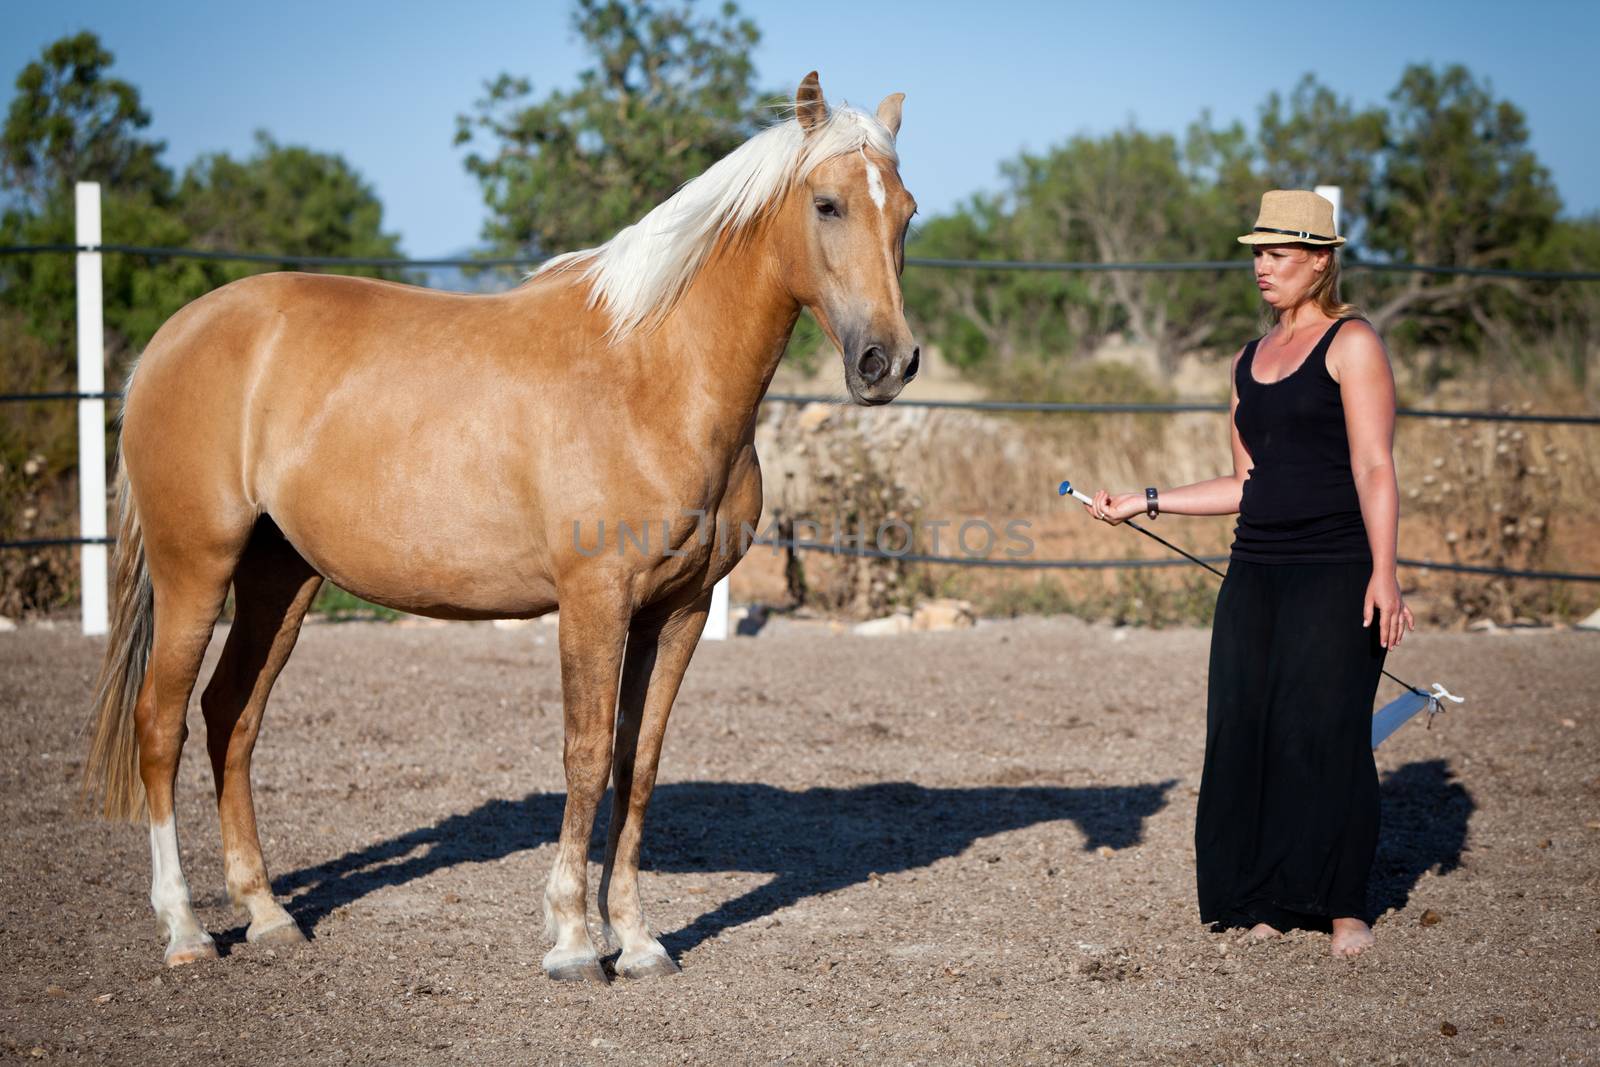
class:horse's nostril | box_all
[858,346,888,385]
[904,347,921,382]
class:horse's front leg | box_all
[542,583,631,985]
[600,589,711,979]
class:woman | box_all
[1086,189,1414,958]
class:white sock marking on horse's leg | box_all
[541,853,597,968]
[601,865,645,947]
[224,847,297,938]
[606,876,673,972]
[149,817,211,952]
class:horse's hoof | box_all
[616,951,680,980]
[247,919,306,946]
[164,937,219,967]
[546,958,609,985]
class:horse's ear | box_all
[875,93,904,139]
[796,71,828,133]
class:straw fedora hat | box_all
[1237,189,1346,247]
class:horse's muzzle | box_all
[848,342,919,404]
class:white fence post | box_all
[76,182,109,637]
[1315,184,1342,238]
[702,575,731,640]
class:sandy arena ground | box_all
[2,615,1597,1064]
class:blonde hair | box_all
[1262,246,1365,329]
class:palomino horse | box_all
[85,72,918,984]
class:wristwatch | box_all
[1145,487,1159,520]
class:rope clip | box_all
[1424,682,1465,729]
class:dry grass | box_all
[0,313,85,619]
[4,363,1596,627]
[747,393,1599,627]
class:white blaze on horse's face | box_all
[865,160,888,212]
[788,76,920,407]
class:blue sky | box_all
[6,0,1598,257]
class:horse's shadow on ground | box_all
[272,778,1175,955]
[269,759,1472,954]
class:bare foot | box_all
[1330,917,1374,958]
[1244,922,1282,942]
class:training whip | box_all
[1057,479,1464,748]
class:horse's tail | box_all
[83,454,153,821]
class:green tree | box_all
[1253,75,1386,245]
[1,33,413,613]
[1365,64,1561,341]
[2,34,409,367]
[0,30,170,213]
[904,192,1108,378]
[0,30,187,611]
[905,122,1265,385]
[4,193,212,362]
[0,31,202,363]
[1540,215,1600,394]
[1469,212,1600,395]
[904,62,1590,393]
[1002,125,1256,373]
[179,131,405,281]
[455,0,771,255]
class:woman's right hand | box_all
[1085,488,1146,526]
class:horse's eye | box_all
[814,198,839,218]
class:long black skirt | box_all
[1196,560,1387,930]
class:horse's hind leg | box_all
[138,550,238,966]
[599,590,711,979]
[200,521,322,946]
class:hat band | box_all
[1253,225,1336,242]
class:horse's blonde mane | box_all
[535,105,898,340]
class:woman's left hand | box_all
[1363,571,1415,649]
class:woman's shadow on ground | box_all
[272,778,1176,956]
[1370,757,1476,916]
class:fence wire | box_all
[4,240,1598,582]
[4,241,1600,282]
[6,531,1598,582]
[5,389,1598,427]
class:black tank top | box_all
[1230,318,1372,564]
